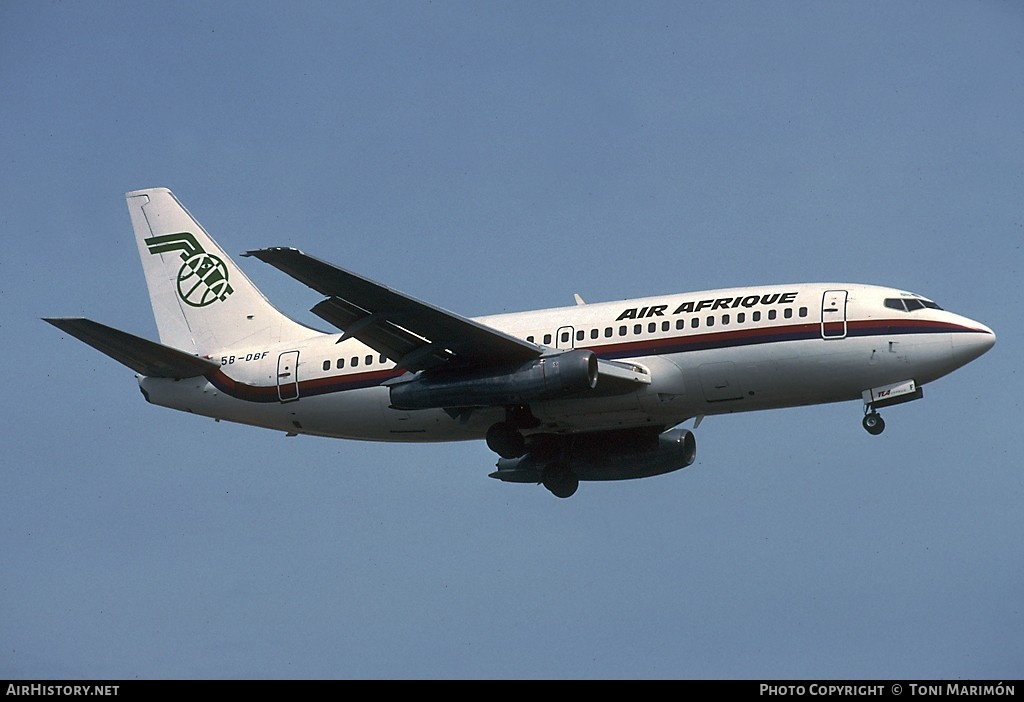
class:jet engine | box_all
[490,426,697,497]
[389,349,598,410]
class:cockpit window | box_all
[884,297,943,312]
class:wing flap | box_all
[243,247,541,371]
[44,318,219,378]
[309,296,452,369]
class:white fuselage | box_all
[139,282,994,441]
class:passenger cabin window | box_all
[323,360,330,371]
[591,329,599,339]
[634,324,642,335]
[543,334,552,345]
[365,355,373,366]
[337,359,345,369]
[576,330,585,341]
[768,310,777,320]
[604,327,613,338]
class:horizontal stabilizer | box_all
[43,318,220,378]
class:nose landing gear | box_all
[860,380,924,435]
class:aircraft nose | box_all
[952,321,996,367]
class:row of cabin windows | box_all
[321,304,815,369]
[322,354,388,372]
[527,307,809,345]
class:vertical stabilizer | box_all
[126,188,313,355]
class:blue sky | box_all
[2,0,1021,679]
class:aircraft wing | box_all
[43,318,220,378]
[243,248,543,372]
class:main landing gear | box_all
[486,421,526,458]
[862,409,885,435]
[485,405,538,459]
[542,463,579,499]
[487,406,580,498]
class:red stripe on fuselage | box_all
[205,318,977,402]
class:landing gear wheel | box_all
[542,464,579,499]
[486,422,526,458]
[862,412,885,435]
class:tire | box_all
[542,464,579,499]
[486,422,526,458]
[862,413,885,435]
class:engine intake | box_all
[389,349,598,410]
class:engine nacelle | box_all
[389,349,598,410]
[491,427,697,483]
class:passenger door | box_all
[821,290,848,339]
[277,351,300,402]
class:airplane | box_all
[45,188,996,498]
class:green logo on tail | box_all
[145,232,234,307]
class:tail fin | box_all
[126,188,312,355]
